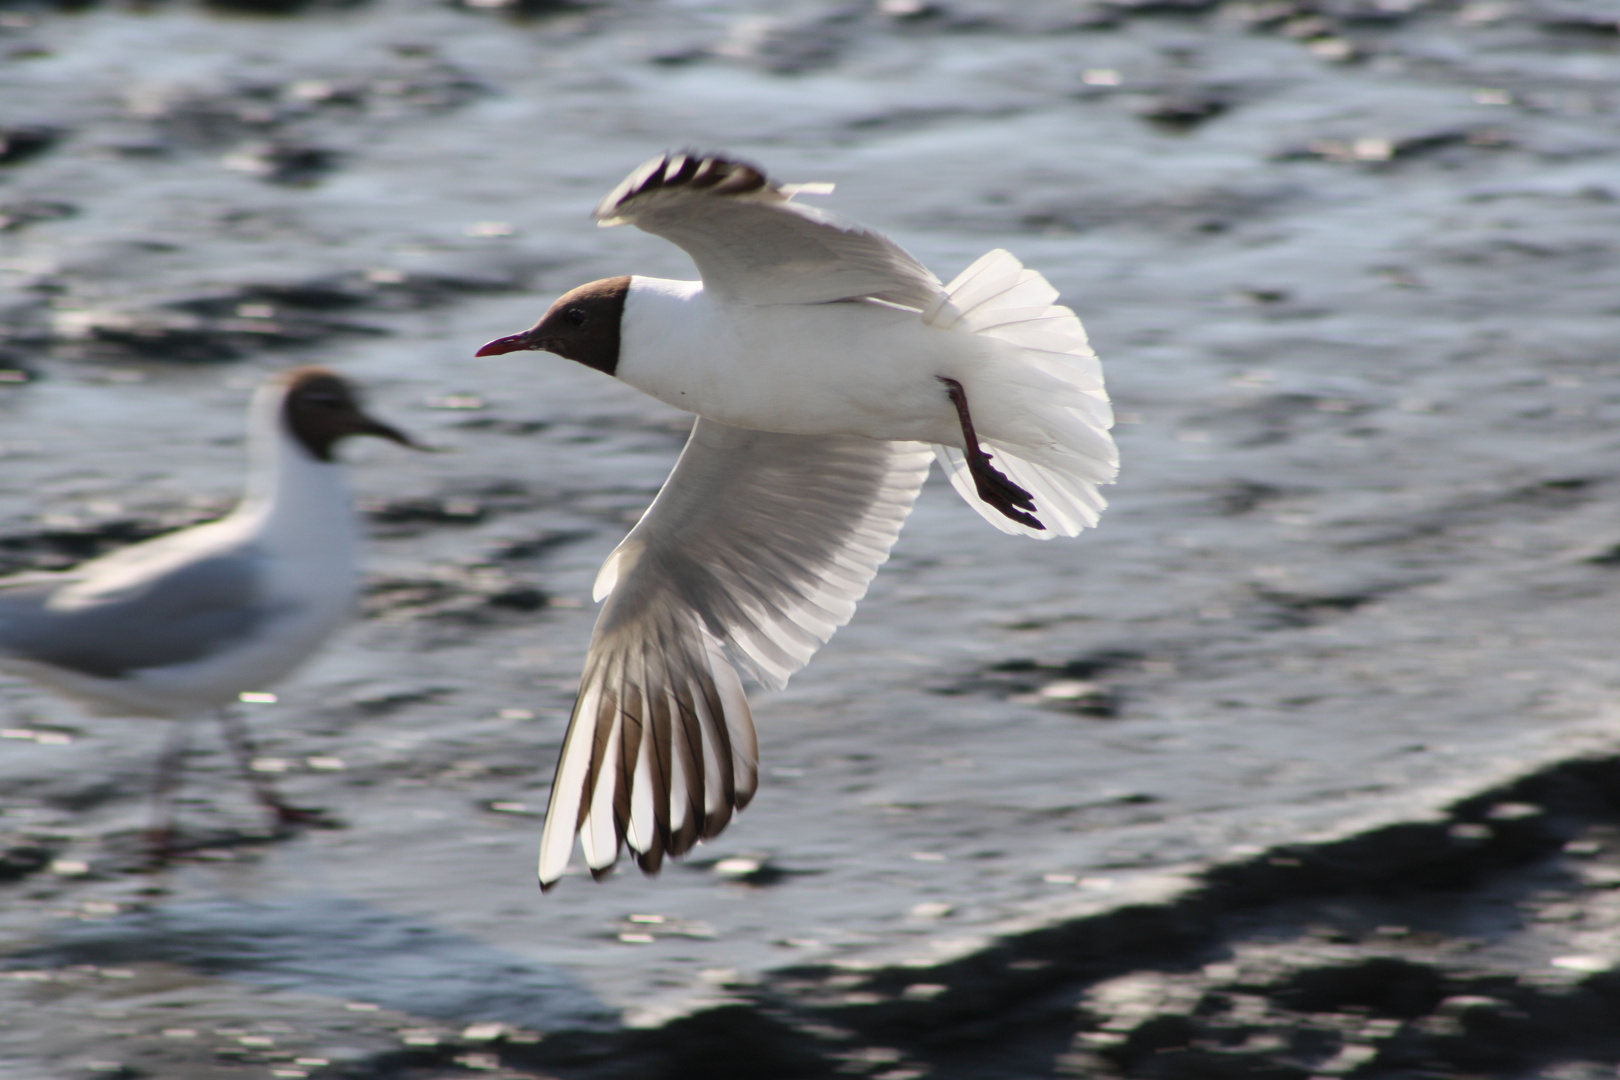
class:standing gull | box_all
[477,152,1118,889]
[0,368,416,854]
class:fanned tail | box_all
[925,250,1117,539]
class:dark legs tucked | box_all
[938,377,1044,531]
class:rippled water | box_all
[2,0,1618,1074]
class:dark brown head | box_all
[474,276,630,376]
[280,367,417,463]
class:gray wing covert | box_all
[0,549,271,679]
[538,419,934,888]
[595,152,944,309]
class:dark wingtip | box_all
[589,864,616,882]
[539,877,557,894]
[623,150,773,205]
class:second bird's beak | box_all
[355,412,421,450]
[475,330,546,357]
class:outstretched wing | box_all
[594,151,944,309]
[539,420,933,889]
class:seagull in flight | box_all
[477,152,1118,890]
[0,368,416,857]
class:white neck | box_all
[617,276,707,399]
[232,382,360,555]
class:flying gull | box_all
[477,152,1118,889]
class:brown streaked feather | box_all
[601,151,769,220]
[592,152,942,309]
[613,679,643,843]
[670,675,705,855]
[636,845,665,876]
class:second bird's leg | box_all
[215,708,332,830]
[938,377,1044,531]
[146,718,194,866]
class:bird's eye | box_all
[565,307,588,327]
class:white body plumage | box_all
[475,152,1121,888]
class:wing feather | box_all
[537,420,931,889]
[0,542,272,680]
[594,151,944,309]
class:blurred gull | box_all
[0,368,416,854]
[477,152,1118,889]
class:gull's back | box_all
[0,517,277,716]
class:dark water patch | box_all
[1103,0,1223,14]
[1187,392,1371,449]
[203,0,368,14]
[223,262,542,313]
[1247,582,1409,629]
[1134,87,1233,130]
[0,347,39,384]
[1587,543,1620,567]
[346,683,457,715]
[363,569,548,623]
[1534,8,1620,36]
[0,124,62,166]
[1277,128,1513,166]
[1431,236,1613,271]
[450,413,552,433]
[933,650,1145,717]
[1309,0,1434,22]
[843,104,1026,135]
[363,478,556,536]
[41,263,540,366]
[486,529,595,561]
[8,893,617,1030]
[365,495,489,527]
[0,199,74,232]
[708,756,1620,1080]
[1017,185,1295,237]
[130,66,485,152]
[133,83,286,150]
[1340,475,1605,549]
[449,0,593,16]
[0,838,54,883]
[58,302,383,364]
[1213,480,1295,516]
[711,4,867,74]
[220,139,340,185]
[0,510,218,575]
[682,854,822,888]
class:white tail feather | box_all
[928,250,1117,539]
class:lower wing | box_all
[538,420,932,889]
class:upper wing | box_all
[539,420,933,889]
[0,538,271,679]
[594,151,944,309]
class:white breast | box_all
[616,276,980,445]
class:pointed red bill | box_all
[475,332,536,357]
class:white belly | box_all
[617,278,982,445]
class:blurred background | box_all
[2,0,1619,1076]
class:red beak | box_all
[475,331,538,357]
